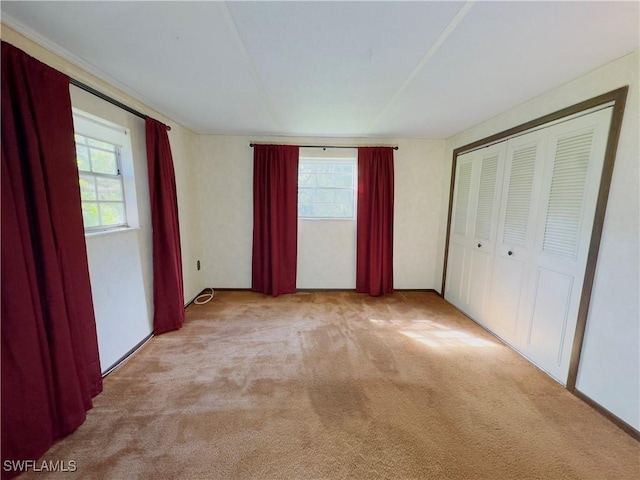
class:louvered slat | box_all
[542,131,594,258]
[474,155,499,241]
[454,162,473,235]
[502,146,537,246]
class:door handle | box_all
[508,250,513,256]
[477,243,482,248]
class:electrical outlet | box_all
[197,260,201,271]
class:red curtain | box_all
[356,147,395,296]
[252,145,299,296]
[146,118,185,334]
[1,42,103,477]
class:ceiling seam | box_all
[365,1,476,135]
[219,2,284,131]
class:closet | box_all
[445,106,613,384]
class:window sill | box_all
[298,217,356,221]
[85,226,139,238]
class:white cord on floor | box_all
[194,287,215,305]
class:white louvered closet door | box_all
[445,144,505,323]
[465,144,505,324]
[445,152,476,311]
[487,129,547,344]
[519,107,613,383]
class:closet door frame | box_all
[442,86,628,394]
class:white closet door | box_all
[465,145,505,324]
[445,152,476,311]
[487,129,547,343]
[446,144,505,323]
[519,107,613,383]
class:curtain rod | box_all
[69,78,171,131]
[250,143,398,150]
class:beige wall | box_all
[438,50,640,430]
[196,135,445,289]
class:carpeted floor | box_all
[22,291,639,479]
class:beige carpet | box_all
[22,291,639,479]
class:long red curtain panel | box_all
[356,147,395,296]
[252,144,300,296]
[1,42,103,479]
[145,118,185,334]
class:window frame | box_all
[72,109,134,234]
[298,156,357,220]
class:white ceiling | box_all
[2,1,638,138]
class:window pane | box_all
[74,134,87,145]
[315,203,339,217]
[87,138,116,151]
[99,202,126,226]
[82,202,100,228]
[332,204,352,218]
[90,149,118,174]
[299,164,315,174]
[76,145,90,171]
[79,174,97,200]
[97,177,124,201]
[299,202,314,216]
[298,188,314,203]
[334,189,353,203]
[335,174,353,187]
[334,164,352,174]
[316,173,332,187]
[299,173,316,186]
[316,163,333,174]
[340,203,354,217]
[316,189,334,203]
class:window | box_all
[75,134,126,229]
[298,159,356,219]
[73,110,136,232]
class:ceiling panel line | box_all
[365,1,476,135]
[219,1,284,131]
